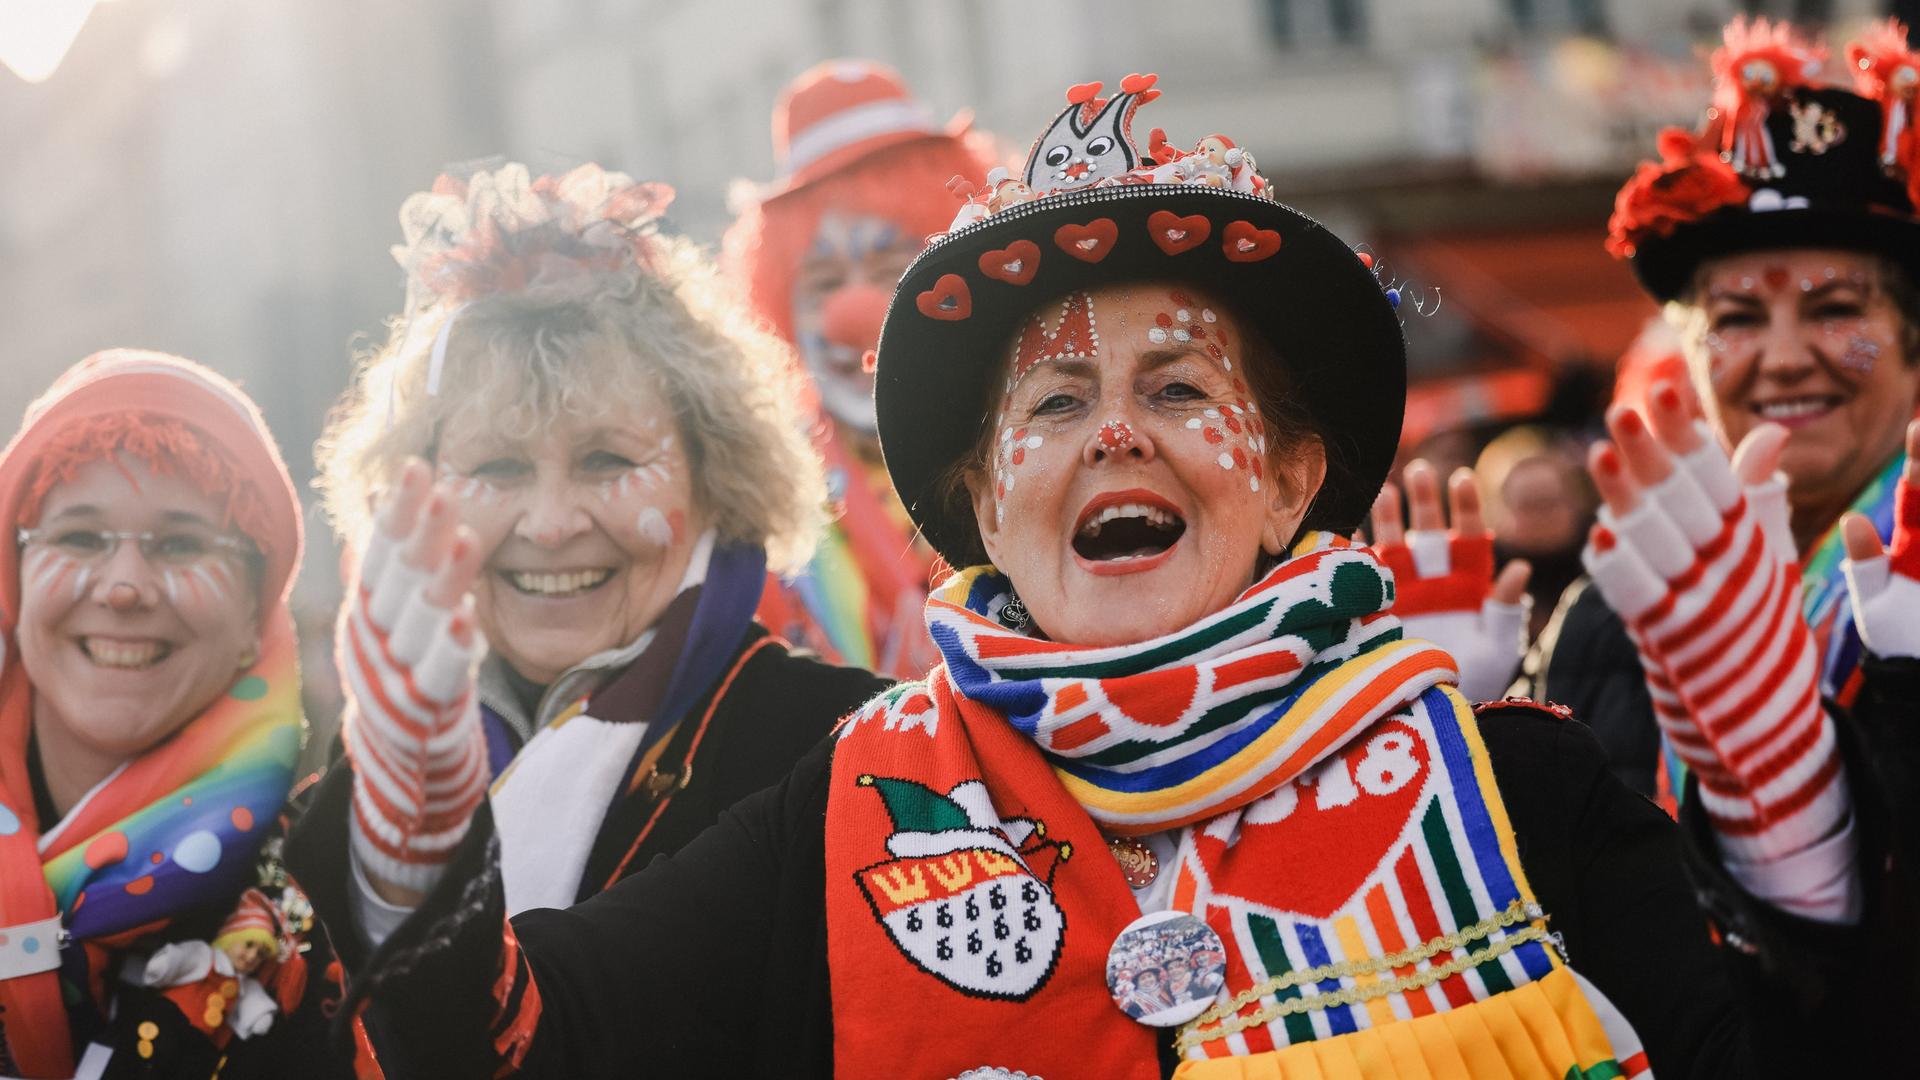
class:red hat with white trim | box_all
[764,59,973,198]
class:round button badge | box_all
[1104,910,1228,1027]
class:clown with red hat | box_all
[725,60,999,676]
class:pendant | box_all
[1107,836,1160,889]
[1104,910,1228,1027]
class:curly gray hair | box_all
[317,233,828,573]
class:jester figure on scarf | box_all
[0,352,344,1079]
[724,60,998,677]
[306,74,1857,1079]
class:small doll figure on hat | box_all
[985,166,1037,213]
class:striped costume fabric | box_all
[826,536,1637,1078]
[338,523,489,894]
[1583,435,1848,863]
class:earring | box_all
[1000,593,1031,631]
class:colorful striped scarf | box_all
[0,352,306,1078]
[826,536,1635,1078]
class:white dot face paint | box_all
[1691,250,1920,504]
[434,405,706,686]
[16,456,262,764]
[981,282,1285,649]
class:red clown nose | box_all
[820,282,892,351]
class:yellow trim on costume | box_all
[1173,967,1622,1079]
[1178,900,1540,1045]
[1333,915,1398,1028]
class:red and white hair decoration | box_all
[1709,16,1825,179]
[1847,19,1920,175]
[390,162,674,395]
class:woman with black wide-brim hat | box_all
[321,76,1826,1078]
[1522,16,1920,1029]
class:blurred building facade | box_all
[0,0,1911,747]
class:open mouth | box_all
[501,568,615,598]
[1751,395,1842,425]
[81,636,173,670]
[1072,493,1187,564]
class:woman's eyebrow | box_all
[1008,356,1097,394]
[43,503,103,521]
[1138,347,1212,369]
[160,509,216,527]
[1799,280,1867,303]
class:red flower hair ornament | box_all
[1709,16,1826,178]
[1848,18,1920,200]
[388,162,674,395]
[1605,127,1753,259]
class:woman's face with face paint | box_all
[791,212,924,435]
[969,282,1324,648]
[17,456,261,761]
[1687,249,1920,509]
[434,387,705,686]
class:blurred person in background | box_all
[0,352,345,1078]
[1543,14,1920,1036]
[723,61,997,677]
[1474,425,1595,639]
[302,163,885,945]
[1519,318,1684,797]
[300,73,1841,1080]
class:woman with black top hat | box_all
[1524,15,1920,1000]
[295,74,1858,1078]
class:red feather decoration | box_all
[1847,19,1920,177]
[1709,16,1826,179]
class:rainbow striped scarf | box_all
[0,617,302,1075]
[826,537,1638,1077]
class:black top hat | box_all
[1611,18,1920,302]
[873,76,1405,568]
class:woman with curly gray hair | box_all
[305,163,885,926]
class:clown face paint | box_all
[16,457,261,769]
[435,401,704,686]
[973,283,1312,648]
[1688,249,1919,512]
[1152,289,1264,493]
[792,212,925,436]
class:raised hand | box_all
[1370,460,1531,702]
[1582,380,1846,869]
[1842,420,1920,660]
[339,460,490,901]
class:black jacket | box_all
[299,701,1891,1078]
[287,624,885,970]
[1516,578,1660,798]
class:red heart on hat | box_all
[1054,218,1118,263]
[1148,210,1211,256]
[979,240,1041,285]
[1067,81,1103,105]
[915,274,973,321]
[1223,221,1282,262]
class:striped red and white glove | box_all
[1583,404,1847,869]
[339,467,489,896]
[1371,463,1531,703]
[1843,428,1920,660]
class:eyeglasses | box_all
[16,526,256,569]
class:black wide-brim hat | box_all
[874,184,1405,568]
[1631,86,1920,302]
